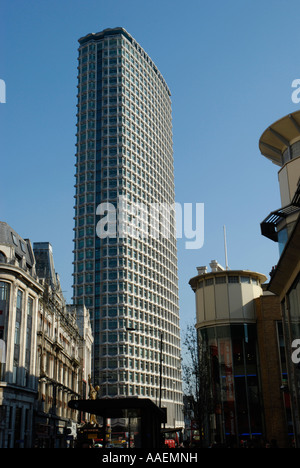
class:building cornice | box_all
[0,261,43,293]
[189,269,267,292]
[78,27,171,97]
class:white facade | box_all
[0,223,93,447]
[73,27,183,427]
[0,223,42,447]
[190,261,267,329]
[67,304,94,399]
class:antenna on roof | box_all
[223,225,229,270]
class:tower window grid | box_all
[74,30,183,422]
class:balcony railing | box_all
[261,178,300,242]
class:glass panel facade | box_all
[13,289,23,384]
[25,297,33,386]
[283,140,300,164]
[278,227,288,256]
[199,324,263,446]
[281,274,300,444]
[288,275,300,340]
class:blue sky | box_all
[1,0,299,333]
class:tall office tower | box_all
[73,27,183,428]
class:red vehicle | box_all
[165,439,176,448]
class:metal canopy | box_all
[261,179,300,242]
[259,111,300,166]
[68,397,166,421]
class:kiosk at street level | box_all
[68,397,167,448]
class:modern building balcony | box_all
[260,178,300,242]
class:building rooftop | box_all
[259,110,300,166]
[0,221,35,267]
[33,242,58,289]
[78,26,171,97]
[189,259,267,291]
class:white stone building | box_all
[0,222,92,448]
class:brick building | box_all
[255,290,290,448]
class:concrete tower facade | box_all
[73,27,183,428]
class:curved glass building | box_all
[189,261,267,446]
[73,27,183,428]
